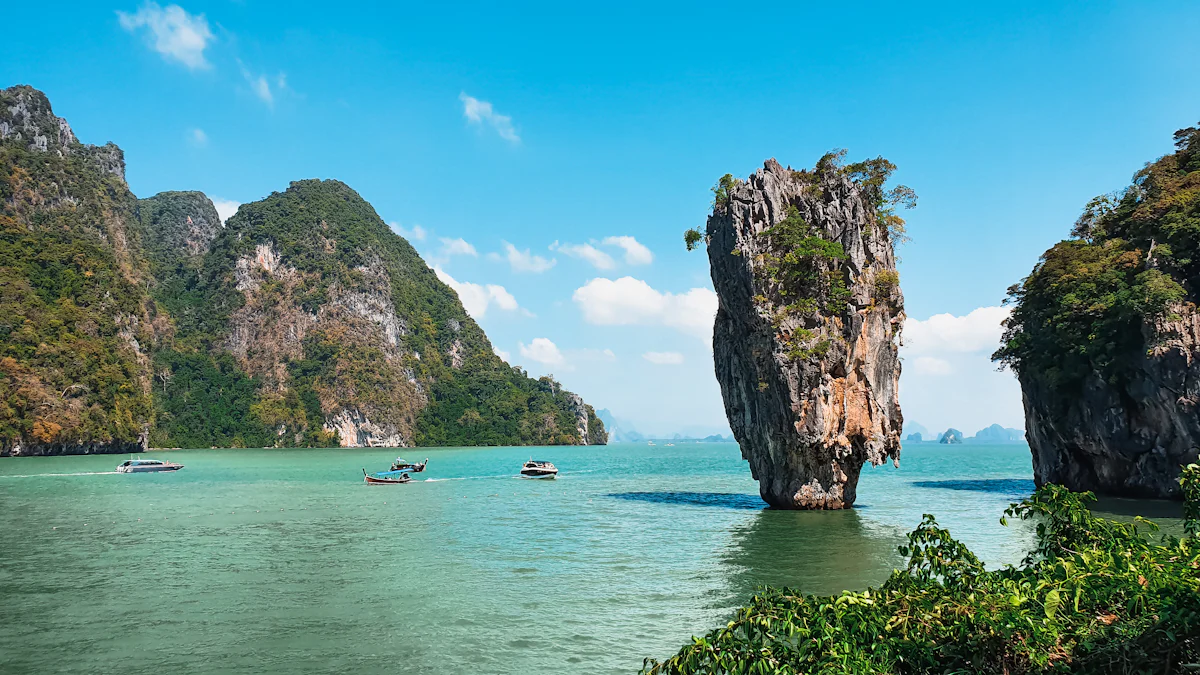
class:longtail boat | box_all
[363,468,413,485]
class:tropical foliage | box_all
[0,93,153,449]
[643,466,1200,674]
[994,123,1200,396]
[1,86,603,450]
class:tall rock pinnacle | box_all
[700,155,908,509]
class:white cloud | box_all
[910,356,953,376]
[903,306,1010,355]
[493,346,512,362]
[459,92,520,143]
[549,241,614,270]
[237,61,289,108]
[118,2,213,70]
[602,236,654,265]
[390,222,427,241]
[434,267,523,319]
[209,197,240,224]
[519,338,565,366]
[188,128,208,146]
[899,306,1024,435]
[643,351,685,365]
[572,277,717,340]
[440,237,478,258]
[497,241,555,273]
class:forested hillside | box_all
[0,84,604,454]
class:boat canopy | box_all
[372,469,412,478]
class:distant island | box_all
[902,422,1025,445]
[594,409,733,443]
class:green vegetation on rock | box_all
[0,84,604,452]
[994,124,1199,396]
[0,86,151,451]
[643,466,1200,674]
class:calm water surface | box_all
[0,442,1175,674]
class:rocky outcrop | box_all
[705,158,904,509]
[563,392,608,445]
[938,429,963,444]
[997,123,1200,499]
[1,86,606,454]
[1,85,125,179]
[322,409,407,448]
[1021,304,1200,499]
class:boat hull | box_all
[364,475,412,485]
[116,464,183,473]
[519,472,557,479]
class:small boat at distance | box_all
[116,458,184,473]
[364,468,413,485]
[519,460,558,479]
[390,457,428,473]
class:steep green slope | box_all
[0,85,153,453]
[0,85,604,452]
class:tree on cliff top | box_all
[994,123,1199,396]
[684,151,916,251]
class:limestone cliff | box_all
[702,156,907,509]
[1016,305,1200,499]
[0,85,605,454]
[0,85,153,456]
[995,122,1200,499]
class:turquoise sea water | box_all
[0,442,1177,674]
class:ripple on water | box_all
[0,443,1113,675]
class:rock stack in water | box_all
[702,156,908,509]
[994,123,1200,499]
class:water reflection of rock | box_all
[722,508,906,599]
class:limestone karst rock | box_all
[0,85,605,454]
[995,122,1200,499]
[703,156,907,509]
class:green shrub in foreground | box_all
[643,465,1200,674]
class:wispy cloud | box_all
[238,61,288,108]
[550,241,615,270]
[602,236,653,265]
[118,2,214,70]
[440,237,478,258]
[389,222,427,242]
[459,92,520,143]
[188,127,208,147]
[434,267,523,319]
[492,241,555,273]
[643,351,685,365]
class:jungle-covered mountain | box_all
[994,122,1200,498]
[0,84,605,454]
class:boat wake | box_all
[423,474,512,482]
[0,471,121,479]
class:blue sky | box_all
[4,1,1200,436]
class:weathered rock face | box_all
[706,159,904,509]
[1,85,125,179]
[0,435,148,457]
[1021,304,1200,499]
[1,85,606,454]
[323,409,406,448]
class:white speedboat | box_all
[116,458,184,473]
[519,460,558,479]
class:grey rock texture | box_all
[0,433,147,457]
[1022,304,1200,499]
[0,85,125,179]
[322,409,407,448]
[706,159,904,509]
